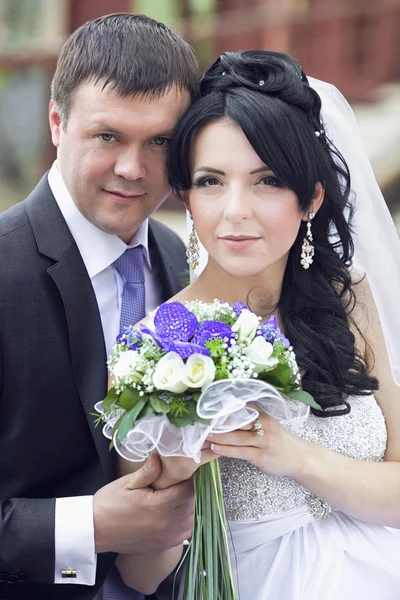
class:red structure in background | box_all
[2,0,398,100]
[0,0,398,192]
[215,0,400,101]
[68,0,132,32]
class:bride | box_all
[115,51,400,598]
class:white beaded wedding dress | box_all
[219,395,400,599]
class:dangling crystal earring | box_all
[187,222,200,270]
[300,212,315,269]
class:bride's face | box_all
[187,118,304,278]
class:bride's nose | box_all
[223,187,253,222]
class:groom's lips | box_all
[104,189,146,204]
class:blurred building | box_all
[0,0,399,224]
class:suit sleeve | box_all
[0,341,55,583]
[0,497,55,583]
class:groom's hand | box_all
[93,454,194,555]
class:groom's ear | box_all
[49,100,62,148]
[301,183,324,221]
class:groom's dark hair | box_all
[51,12,198,126]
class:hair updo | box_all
[167,50,378,414]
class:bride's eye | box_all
[258,175,282,187]
[193,176,221,187]
[152,136,170,146]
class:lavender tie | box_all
[114,246,146,332]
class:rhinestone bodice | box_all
[220,395,387,521]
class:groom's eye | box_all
[99,133,116,142]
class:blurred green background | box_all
[1,0,399,236]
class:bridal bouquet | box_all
[95,300,319,599]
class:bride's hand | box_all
[153,444,216,490]
[207,403,309,479]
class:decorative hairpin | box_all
[259,79,265,86]
[315,129,324,137]
[222,71,227,76]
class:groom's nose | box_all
[114,147,147,181]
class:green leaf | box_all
[119,387,142,410]
[204,337,226,358]
[149,394,171,414]
[215,362,229,381]
[111,414,124,436]
[285,389,322,411]
[187,400,211,425]
[102,386,119,410]
[168,399,211,427]
[117,398,146,441]
[136,403,155,420]
[89,411,103,428]
[261,363,292,389]
[168,411,195,427]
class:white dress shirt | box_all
[48,161,163,584]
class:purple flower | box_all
[191,320,233,346]
[154,302,198,341]
[140,302,210,359]
[260,316,279,343]
[233,302,249,316]
[279,334,291,349]
[164,340,210,359]
[116,326,142,350]
[260,315,290,348]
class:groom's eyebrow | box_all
[193,167,225,175]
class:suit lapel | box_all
[148,219,187,301]
[26,175,113,481]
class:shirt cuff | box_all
[54,496,97,585]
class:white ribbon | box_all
[95,379,309,463]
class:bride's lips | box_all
[219,235,261,250]
[103,189,146,204]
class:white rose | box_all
[232,309,260,342]
[245,336,279,373]
[152,352,188,394]
[182,354,216,390]
[112,350,139,379]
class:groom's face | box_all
[49,80,190,242]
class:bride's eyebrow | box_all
[193,166,274,176]
[250,166,273,174]
[193,167,225,175]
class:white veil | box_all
[187,78,400,385]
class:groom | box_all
[0,13,197,600]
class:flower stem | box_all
[182,459,237,599]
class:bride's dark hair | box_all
[167,50,378,414]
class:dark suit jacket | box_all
[0,174,188,599]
